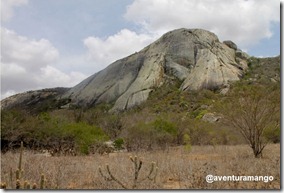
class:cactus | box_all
[23,181,28,189]
[99,155,158,189]
[15,141,24,182]
[18,141,23,172]
[5,141,50,189]
[16,169,20,180]
[16,180,21,189]
[141,161,158,182]
[130,157,158,188]
[130,156,143,188]
[40,174,45,189]
[9,167,13,188]
[99,165,127,189]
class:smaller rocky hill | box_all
[0,88,69,113]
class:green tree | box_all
[60,122,109,154]
[113,138,124,150]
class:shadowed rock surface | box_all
[0,88,69,113]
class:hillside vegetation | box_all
[1,56,280,156]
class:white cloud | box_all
[2,28,59,71]
[36,65,87,88]
[1,0,280,100]
[1,90,17,100]
[124,0,280,49]
[83,0,280,72]
[1,28,87,99]
[83,29,155,71]
[1,0,29,22]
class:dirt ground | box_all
[0,144,280,189]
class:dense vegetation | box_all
[1,56,280,156]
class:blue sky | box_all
[3,0,134,54]
[1,0,281,99]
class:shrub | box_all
[183,134,191,152]
[113,138,124,150]
[124,118,178,151]
[188,120,214,145]
[195,110,208,119]
[124,123,153,151]
[100,114,123,139]
[60,122,109,154]
[151,118,177,136]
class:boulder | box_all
[219,83,230,95]
[202,113,222,123]
[223,40,238,50]
[220,87,230,95]
[236,49,250,60]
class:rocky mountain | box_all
[1,28,251,112]
[0,88,69,113]
[62,28,249,111]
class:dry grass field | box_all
[0,144,280,189]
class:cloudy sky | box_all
[1,0,281,99]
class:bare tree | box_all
[217,84,280,158]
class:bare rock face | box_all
[62,28,248,111]
[2,28,249,112]
[180,33,247,91]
